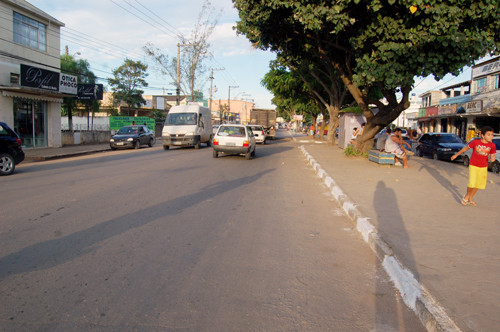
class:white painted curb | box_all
[300,145,461,332]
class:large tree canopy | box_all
[234,0,499,151]
[60,54,97,132]
[108,58,149,111]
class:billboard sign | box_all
[59,73,78,94]
[20,64,59,91]
[77,84,103,100]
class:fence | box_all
[62,130,111,146]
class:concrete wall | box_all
[62,131,111,146]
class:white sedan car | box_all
[213,124,256,159]
[248,125,267,144]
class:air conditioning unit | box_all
[10,73,20,86]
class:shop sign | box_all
[465,100,482,113]
[59,73,78,94]
[20,64,59,91]
[472,58,500,78]
[425,106,438,116]
[77,84,103,100]
[439,105,456,115]
[109,116,155,131]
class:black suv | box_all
[0,122,25,175]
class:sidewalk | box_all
[23,144,111,162]
[294,133,499,332]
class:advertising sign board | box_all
[109,117,155,131]
[77,84,104,100]
[20,64,59,91]
[59,73,78,94]
[465,100,482,113]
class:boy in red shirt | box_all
[451,126,497,206]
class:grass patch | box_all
[344,145,369,158]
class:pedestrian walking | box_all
[451,126,497,206]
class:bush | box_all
[344,145,368,158]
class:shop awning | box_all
[1,87,65,103]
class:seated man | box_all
[385,128,411,168]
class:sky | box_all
[28,0,277,109]
[28,0,491,109]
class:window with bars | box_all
[475,77,487,93]
[13,12,47,51]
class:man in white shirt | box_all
[385,128,411,168]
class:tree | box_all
[60,54,97,132]
[261,61,323,136]
[144,0,220,102]
[234,0,499,152]
[108,58,149,112]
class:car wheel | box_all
[492,161,500,174]
[245,151,251,160]
[432,151,439,160]
[0,153,15,176]
[213,150,218,158]
[207,135,213,147]
[163,145,170,150]
[148,138,153,147]
[135,140,140,149]
[463,155,470,167]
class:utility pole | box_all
[228,85,238,123]
[209,68,224,112]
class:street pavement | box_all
[21,134,500,331]
[291,132,499,332]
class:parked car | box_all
[212,125,219,135]
[416,133,465,160]
[110,125,155,150]
[212,124,256,159]
[249,125,266,144]
[463,136,500,173]
[0,121,25,176]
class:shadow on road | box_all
[374,180,419,330]
[0,168,275,280]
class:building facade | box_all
[416,56,500,141]
[0,0,65,148]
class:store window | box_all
[475,77,487,93]
[495,74,499,90]
[13,98,47,148]
[13,12,47,51]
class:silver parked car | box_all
[463,136,500,173]
[212,124,256,159]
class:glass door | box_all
[13,98,47,148]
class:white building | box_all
[0,0,65,148]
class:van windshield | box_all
[165,113,197,125]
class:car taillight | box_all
[16,138,22,145]
[213,138,219,145]
[243,140,249,147]
[262,131,265,135]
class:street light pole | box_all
[228,85,238,123]
[176,43,193,106]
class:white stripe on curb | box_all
[300,145,461,332]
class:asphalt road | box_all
[1,132,424,331]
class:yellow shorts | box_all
[468,165,488,189]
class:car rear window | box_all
[435,134,462,143]
[218,126,246,137]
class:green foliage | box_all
[344,145,368,158]
[108,58,149,109]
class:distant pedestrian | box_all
[451,126,497,206]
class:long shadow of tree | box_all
[0,169,275,279]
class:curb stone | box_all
[299,145,461,332]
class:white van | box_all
[162,104,213,150]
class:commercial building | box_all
[416,56,500,141]
[0,0,65,148]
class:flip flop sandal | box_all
[461,197,469,206]
[469,201,477,207]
